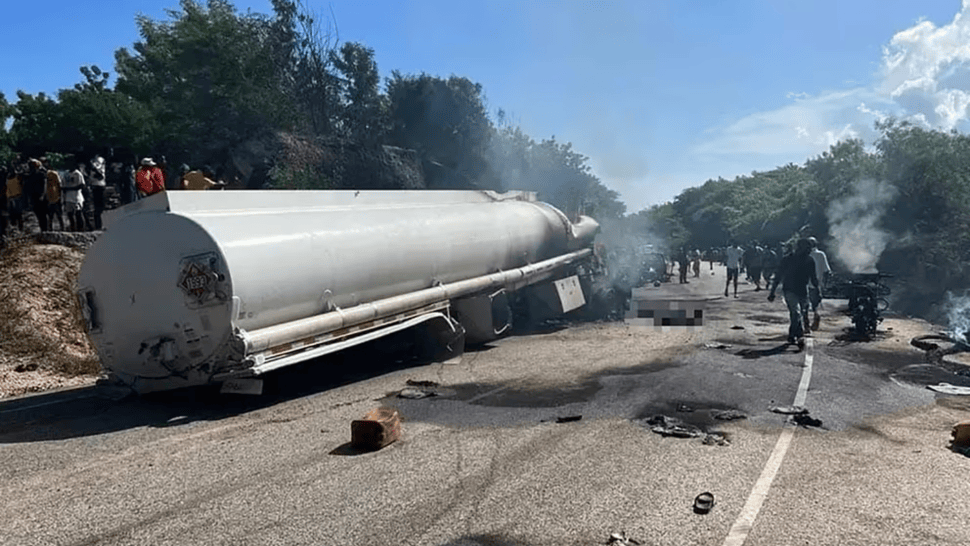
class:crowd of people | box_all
[720,238,832,350]
[671,238,833,352]
[1,152,228,243]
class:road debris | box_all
[703,432,731,446]
[704,342,733,349]
[606,531,643,545]
[351,407,401,451]
[540,415,583,423]
[790,413,823,428]
[693,492,715,514]
[951,420,970,448]
[405,379,439,388]
[398,387,437,399]
[712,409,747,421]
[397,379,443,398]
[640,414,704,438]
[769,404,808,415]
[927,383,970,395]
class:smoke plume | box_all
[595,216,667,292]
[826,178,897,274]
[944,292,970,345]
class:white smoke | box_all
[595,216,667,291]
[944,292,970,344]
[826,178,898,274]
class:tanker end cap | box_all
[568,215,600,250]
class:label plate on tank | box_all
[178,252,226,309]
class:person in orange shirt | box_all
[180,164,226,191]
[6,165,25,232]
[136,158,166,196]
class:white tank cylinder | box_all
[79,190,597,390]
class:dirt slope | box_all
[0,237,101,397]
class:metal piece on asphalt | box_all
[768,405,808,415]
[694,492,716,514]
[927,383,970,395]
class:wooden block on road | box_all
[952,420,970,446]
[351,407,401,451]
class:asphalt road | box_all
[2,265,970,546]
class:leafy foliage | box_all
[386,72,494,188]
[113,0,303,160]
[4,0,624,234]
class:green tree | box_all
[53,65,156,156]
[331,42,387,143]
[113,0,303,161]
[8,91,60,157]
[0,92,15,165]
[386,73,494,188]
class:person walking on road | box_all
[724,242,743,298]
[807,236,832,331]
[767,238,818,351]
[762,244,779,287]
[747,243,765,291]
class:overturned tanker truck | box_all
[78,190,600,394]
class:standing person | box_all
[88,155,107,230]
[6,165,25,232]
[807,236,832,331]
[44,161,64,231]
[677,247,690,284]
[62,161,87,232]
[692,249,701,278]
[25,159,48,232]
[762,244,780,287]
[136,158,166,197]
[724,241,743,298]
[158,155,173,190]
[747,243,765,291]
[124,161,139,204]
[767,238,818,350]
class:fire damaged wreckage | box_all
[825,271,893,338]
[77,190,606,394]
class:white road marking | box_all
[722,337,814,546]
[466,385,510,403]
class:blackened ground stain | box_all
[446,359,686,408]
[633,399,745,432]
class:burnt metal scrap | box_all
[911,332,970,363]
[826,272,893,338]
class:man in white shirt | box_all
[62,162,86,232]
[807,236,832,330]
[724,242,744,298]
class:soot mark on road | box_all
[633,399,746,433]
[445,359,687,408]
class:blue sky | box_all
[3,0,968,212]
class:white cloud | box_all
[692,88,889,160]
[689,2,970,172]
[879,2,970,129]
